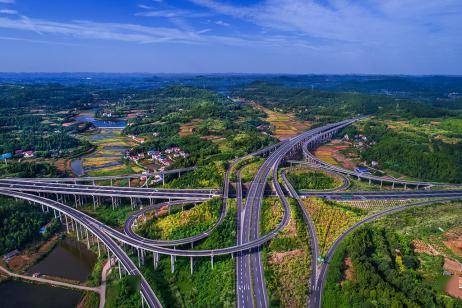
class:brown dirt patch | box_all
[268,249,304,265]
[412,239,440,256]
[445,275,462,299]
[179,119,202,137]
[341,257,354,285]
[443,227,462,257]
[314,143,357,169]
[444,258,462,275]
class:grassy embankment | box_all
[261,197,311,307]
[141,200,237,307]
[135,198,222,240]
[286,167,343,191]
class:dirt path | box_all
[0,263,101,293]
[99,259,113,308]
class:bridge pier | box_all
[153,252,158,269]
[190,257,193,275]
[170,255,175,273]
[141,249,145,265]
[118,261,122,279]
[392,182,395,189]
[211,255,214,269]
[97,240,101,257]
[65,215,69,233]
[137,248,141,267]
[75,222,80,241]
[404,183,407,190]
[85,228,90,249]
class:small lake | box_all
[27,237,97,282]
[70,159,84,177]
[0,281,82,308]
[75,114,126,128]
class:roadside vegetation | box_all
[324,202,462,307]
[286,168,341,190]
[80,203,136,228]
[303,198,366,255]
[136,198,221,241]
[105,275,141,308]
[261,197,311,307]
[0,198,59,254]
[143,200,237,307]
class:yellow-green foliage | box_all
[138,198,221,240]
[261,197,284,235]
[240,158,265,183]
[304,197,365,255]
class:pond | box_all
[0,280,82,308]
[74,114,126,128]
[27,237,97,282]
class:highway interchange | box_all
[2,117,462,308]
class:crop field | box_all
[253,103,311,140]
[82,129,138,176]
[179,119,202,137]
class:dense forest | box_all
[324,225,462,307]
[343,120,462,182]
[0,197,58,254]
[233,81,457,123]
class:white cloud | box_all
[0,0,15,3]
[189,0,462,49]
[215,20,230,27]
[0,14,309,48]
[0,9,17,14]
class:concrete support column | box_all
[85,228,90,249]
[75,222,80,241]
[392,182,395,189]
[190,256,193,275]
[137,248,141,267]
[153,252,158,269]
[118,261,122,279]
[65,215,69,233]
[211,255,214,269]
[170,255,175,273]
[97,240,101,258]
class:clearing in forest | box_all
[253,103,311,140]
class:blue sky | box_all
[0,0,461,74]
